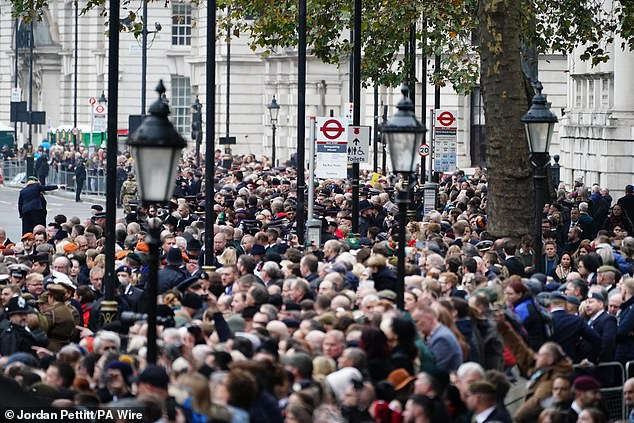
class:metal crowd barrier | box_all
[574,361,625,421]
[0,159,26,184]
[48,167,107,196]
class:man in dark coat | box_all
[580,292,617,363]
[34,151,49,185]
[18,177,62,234]
[502,238,525,277]
[465,380,512,423]
[74,159,87,202]
[158,247,188,293]
[117,265,143,312]
[549,293,601,363]
[618,185,634,223]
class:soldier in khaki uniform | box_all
[120,173,138,215]
[42,284,76,352]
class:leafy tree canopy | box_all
[8,0,632,91]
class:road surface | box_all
[0,184,110,242]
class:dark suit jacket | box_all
[551,309,601,363]
[483,406,513,423]
[503,256,525,277]
[591,311,617,362]
[121,286,143,312]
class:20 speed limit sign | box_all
[419,143,430,157]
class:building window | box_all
[588,79,594,109]
[601,77,611,108]
[171,76,191,135]
[172,3,192,46]
[575,79,582,108]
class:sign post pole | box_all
[306,116,321,247]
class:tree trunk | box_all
[479,0,533,239]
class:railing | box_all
[49,167,107,196]
[0,159,26,184]
[574,361,625,421]
[2,159,106,196]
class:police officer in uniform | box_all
[42,284,77,352]
[0,296,42,356]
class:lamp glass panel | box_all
[132,145,180,202]
[269,104,280,121]
[526,122,551,153]
[386,131,419,173]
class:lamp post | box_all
[127,80,186,364]
[101,0,119,330]
[382,85,425,309]
[521,81,558,275]
[267,96,280,167]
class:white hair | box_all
[94,330,121,352]
[456,362,485,381]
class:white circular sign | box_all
[89,97,96,105]
[95,104,105,114]
[418,143,430,157]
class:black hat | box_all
[34,252,49,264]
[54,230,69,241]
[176,275,199,292]
[91,205,104,212]
[165,247,183,266]
[93,212,107,220]
[136,365,169,390]
[115,265,132,275]
[181,292,203,310]
[358,199,373,212]
[187,238,202,252]
[5,296,33,315]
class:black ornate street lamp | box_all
[128,80,186,364]
[267,95,280,166]
[382,85,425,309]
[521,81,558,275]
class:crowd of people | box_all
[1,146,634,423]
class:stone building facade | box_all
[0,2,579,182]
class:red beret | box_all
[573,376,600,391]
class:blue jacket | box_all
[18,183,58,217]
[616,296,634,364]
[427,323,463,372]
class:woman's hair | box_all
[225,368,258,410]
[360,326,390,359]
[176,373,212,415]
[436,305,470,359]
[391,316,418,360]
